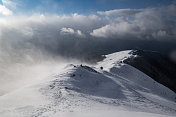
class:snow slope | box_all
[0,50,176,117]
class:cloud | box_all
[0,4,13,15]
[2,0,18,10]
[152,30,167,39]
[0,5,176,66]
[92,5,176,40]
[97,9,142,16]
[60,27,84,37]
[90,22,140,38]
[0,14,104,64]
[61,27,75,34]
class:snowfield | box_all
[0,50,176,117]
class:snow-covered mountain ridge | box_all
[0,50,176,117]
[123,50,176,93]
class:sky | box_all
[0,0,176,63]
[0,0,175,14]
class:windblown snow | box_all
[0,50,176,117]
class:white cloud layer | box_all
[60,27,84,37]
[92,5,176,40]
[0,4,13,15]
[97,9,142,16]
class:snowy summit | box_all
[0,50,176,117]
